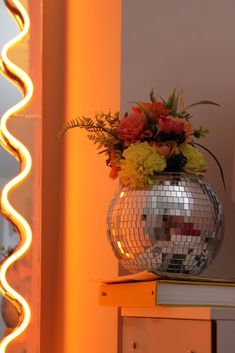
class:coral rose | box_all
[158,115,185,134]
[117,112,152,146]
[159,115,193,142]
[153,141,177,159]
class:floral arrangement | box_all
[58,89,222,188]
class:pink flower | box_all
[158,115,194,141]
[152,141,177,159]
[183,120,194,142]
[158,116,185,134]
[117,112,152,146]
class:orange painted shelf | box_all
[99,280,235,321]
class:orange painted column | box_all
[64,0,121,352]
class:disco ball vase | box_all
[106,173,224,275]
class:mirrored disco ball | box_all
[106,173,224,275]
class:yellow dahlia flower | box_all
[179,144,208,175]
[119,142,166,188]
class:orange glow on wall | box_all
[64,0,121,352]
[0,0,33,351]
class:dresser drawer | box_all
[123,317,212,353]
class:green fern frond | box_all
[105,113,120,127]
[57,112,120,141]
[56,118,81,139]
[56,111,123,163]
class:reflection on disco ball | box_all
[106,173,224,275]
[1,296,20,329]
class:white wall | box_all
[0,2,42,350]
[0,0,19,177]
[121,0,235,277]
[0,0,21,338]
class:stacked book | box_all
[99,271,235,308]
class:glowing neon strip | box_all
[0,0,33,351]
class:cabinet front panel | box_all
[217,320,235,353]
[123,317,211,353]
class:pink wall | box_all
[121,0,235,277]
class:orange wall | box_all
[64,1,121,353]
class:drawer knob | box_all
[130,341,137,350]
[187,350,194,353]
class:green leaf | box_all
[185,101,221,110]
[177,111,192,120]
[131,102,150,120]
[151,124,160,140]
[98,149,109,154]
[150,89,157,103]
[165,87,182,115]
[193,126,210,138]
[166,87,177,109]
[160,95,166,104]
[179,91,185,112]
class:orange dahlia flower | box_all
[117,112,152,146]
[132,101,171,120]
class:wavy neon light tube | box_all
[0,0,33,351]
